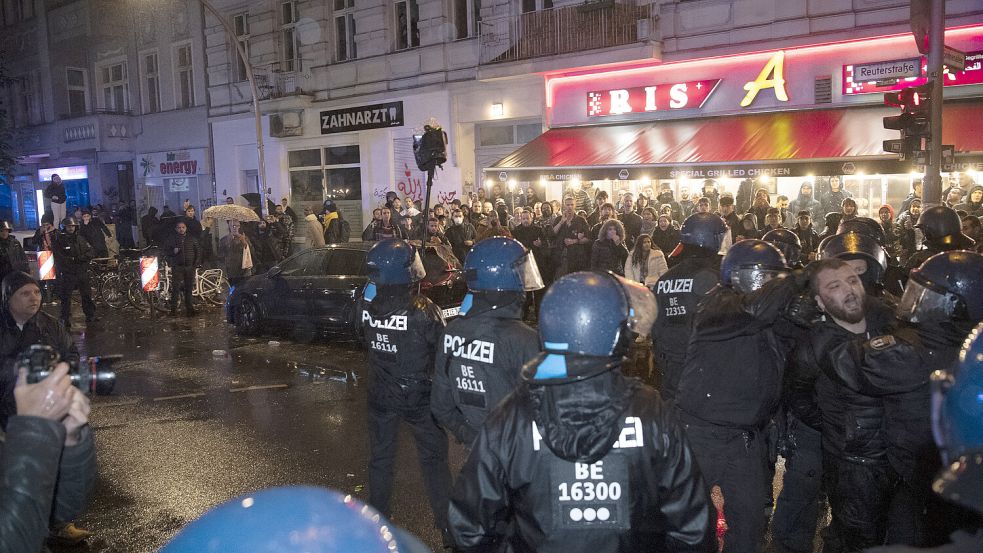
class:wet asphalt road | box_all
[46,299,824,553]
[49,302,466,552]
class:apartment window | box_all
[453,0,480,40]
[175,43,195,108]
[141,53,161,113]
[232,13,250,82]
[12,71,42,126]
[100,62,129,112]
[280,1,299,72]
[521,0,552,13]
[288,146,363,229]
[394,0,419,51]
[477,122,542,147]
[334,0,356,62]
[66,68,88,117]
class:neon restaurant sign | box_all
[586,51,790,117]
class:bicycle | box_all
[132,263,229,311]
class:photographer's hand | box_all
[62,387,91,447]
[14,363,73,421]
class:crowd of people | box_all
[351,175,983,553]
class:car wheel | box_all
[235,298,262,336]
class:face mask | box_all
[452,217,463,225]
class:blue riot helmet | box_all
[678,212,729,252]
[536,271,657,362]
[898,251,983,324]
[720,239,788,294]
[930,324,983,512]
[463,237,544,292]
[161,486,431,553]
[762,228,803,266]
[364,239,425,286]
[818,231,888,286]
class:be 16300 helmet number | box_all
[550,453,630,530]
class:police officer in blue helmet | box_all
[862,324,983,553]
[161,486,433,553]
[675,239,805,553]
[431,237,542,446]
[449,270,713,552]
[821,251,983,549]
[651,212,728,399]
[360,239,451,535]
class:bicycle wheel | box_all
[100,275,129,310]
[200,273,231,306]
[127,277,149,311]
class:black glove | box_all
[791,261,819,290]
[786,291,822,327]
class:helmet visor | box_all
[897,278,958,323]
[409,251,426,282]
[731,268,786,294]
[612,273,657,338]
[516,251,545,291]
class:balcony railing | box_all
[254,59,309,100]
[479,0,655,65]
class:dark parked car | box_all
[227,242,466,338]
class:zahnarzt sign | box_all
[320,101,405,134]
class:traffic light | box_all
[883,83,932,161]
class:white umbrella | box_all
[202,204,261,222]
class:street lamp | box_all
[198,0,269,217]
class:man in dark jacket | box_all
[650,213,726,398]
[322,200,349,244]
[904,206,975,271]
[78,211,111,258]
[448,271,713,553]
[954,184,983,217]
[0,221,27,283]
[511,210,549,319]
[791,210,821,262]
[52,218,96,327]
[0,271,80,428]
[657,187,683,224]
[44,175,68,227]
[823,252,983,548]
[717,197,742,245]
[675,239,801,553]
[819,177,851,231]
[787,182,821,225]
[432,238,541,446]
[618,193,644,248]
[360,239,451,533]
[141,207,160,246]
[445,208,477,264]
[178,206,203,240]
[771,259,895,553]
[165,221,202,317]
[898,181,922,219]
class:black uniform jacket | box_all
[449,357,713,553]
[676,275,800,429]
[360,287,445,410]
[432,294,539,445]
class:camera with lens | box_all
[16,345,118,396]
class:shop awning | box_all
[488,102,983,180]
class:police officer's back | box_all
[432,238,541,445]
[449,271,713,553]
[651,213,725,399]
[52,217,96,326]
[359,239,451,530]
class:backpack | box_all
[338,218,351,242]
[326,216,352,243]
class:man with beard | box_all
[445,209,476,264]
[552,197,590,277]
[788,183,821,224]
[824,251,983,548]
[717,197,742,245]
[954,184,983,217]
[657,185,683,224]
[589,202,616,241]
[618,193,643,248]
[772,258,895,553]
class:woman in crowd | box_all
[748,188,772,231]
[651,214,680,253]
[623,234,668,287]
[590,218,629,276]
[639,206,659,237]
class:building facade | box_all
[2,0,211,230]
[7,0,982,231]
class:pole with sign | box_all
[140,256,160,319]
[923,0,945,208]
[38,251,55,281]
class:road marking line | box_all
[229,384,289,393]
[93,399,141,409]
[153,393,207,402]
